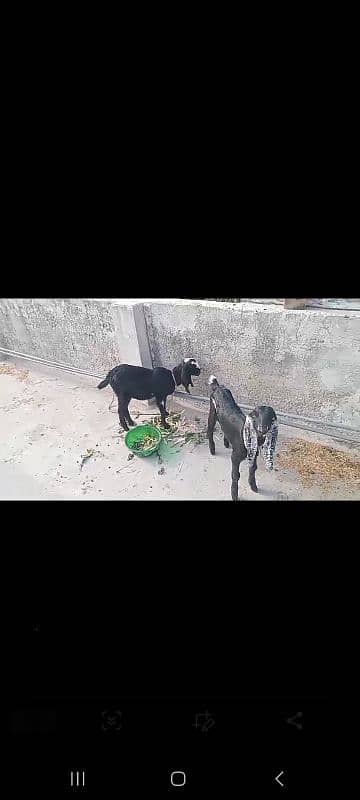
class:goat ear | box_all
[181,361,191,389]
[172,364,182,386]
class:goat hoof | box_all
[209,446,216,456]
[162,422,171,430]
[250,483,258,493]
[128,419,136,426]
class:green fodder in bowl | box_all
[125,424,161,457]
[131,434,159,452]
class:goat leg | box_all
[163,396,170,417]
[248,450,259,492]
[122,397,136,427]
[231,452,241,501]
[156,398,171,429]
[207,401,216,455]
[118,398,129,431]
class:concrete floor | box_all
[0,360,358,501]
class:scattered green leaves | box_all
[80,448,95,470]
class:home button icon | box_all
[170,770,186,787]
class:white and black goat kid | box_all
[97,358,201,431]
[207,375,278,501]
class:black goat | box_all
[98,358,201,431]
[207,375,278,501]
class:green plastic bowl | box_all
[124,424,162,457]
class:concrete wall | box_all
[0,298,152,374]
[143,300,360,427]
[1,298,359,426]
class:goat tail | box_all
[208,374,219,389]
[97,373,110,390]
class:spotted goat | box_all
[207,375,278,500]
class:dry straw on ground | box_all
[0,363,29,381]
[277,438,360,490]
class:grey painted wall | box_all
[0,298,151,374]
[1,298,359,426]
[143,300,360,426]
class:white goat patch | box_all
[184,357,200,369]
[243,415,258,465]
[262,419,278,470]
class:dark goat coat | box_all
[98,358,201,431]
